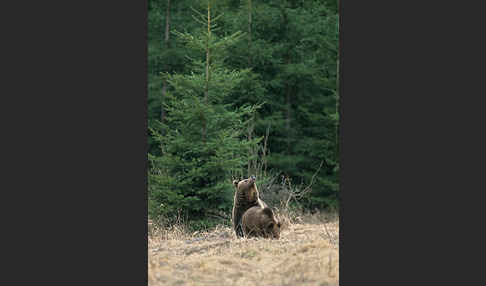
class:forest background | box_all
[148,0,339,230]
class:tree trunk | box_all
[205,2,210,104]
[286,82,291,155]
[247,114,254,176]
[202,1,211,143]
[247,0,253,175]
[285,53,292,156]
[161,0,171,124]
[248,0,252,67]
[281,7,292,156]
[161,82,167,123]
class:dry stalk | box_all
[323,222,338,248]
[280,160,324,209]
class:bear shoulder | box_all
[241,206,281,239]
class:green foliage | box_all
[149,2,262,222]
[148,0,340,228]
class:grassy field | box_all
[148,212,339,286]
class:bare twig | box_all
[263,125,270,176]
[276,160,324,212]
[323,222,338,248]
[206,210,230,220]
[299,160,324,197]
[184,241,230,256]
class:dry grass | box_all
[148,213,339,286]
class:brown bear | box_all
[232,175,267,237]
[241,206,281,239]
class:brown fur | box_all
[232,176,267,237]
[242,206,281,239]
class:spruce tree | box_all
[221,0,340,208]
[148,0,262,223]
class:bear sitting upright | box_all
[232,175,267,237]
[242,206,281,239]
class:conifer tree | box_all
[221,0,340,208]
[148,0,262,222]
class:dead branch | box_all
[280,160,324,209]
[323,222,338,248]
[206,210,230,220]
[296,160,324,198]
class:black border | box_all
[3,0,148,284]
[339,0,486,284]
[3,0,484,284]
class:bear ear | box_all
[232,180,239,187]
[261,207,274,218]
